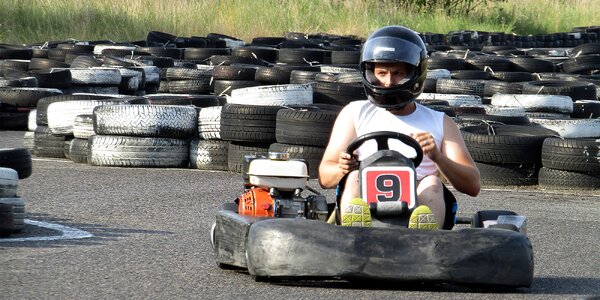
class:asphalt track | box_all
[0,130,599,299]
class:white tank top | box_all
[349,100,445,180]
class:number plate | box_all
[360,166,416,209]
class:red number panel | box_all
[360,166,416,209]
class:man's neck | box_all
[387,102,416,116]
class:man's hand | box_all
[338,151,358,175]
[410,132,441,161]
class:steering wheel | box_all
[346,131,423,168]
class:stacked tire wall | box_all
[1,26,600,189]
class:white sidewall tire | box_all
[229,84,313,106]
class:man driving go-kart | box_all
[318,25,481,229]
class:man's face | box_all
[372,62,410,87]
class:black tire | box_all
[277,48,329,64]
[227,141,270,173]
[476,162,539,186]
[313,82,365,106]
[0,197,25,235]
[33,126,70,158]
[483,80,522,97]
[572,100,600,118]
[0,87,62,107]
[184,48,231,60]
[220,104,283,143]
[137,47,183,59]
[466,56,512,72]
[436,79,485,97]
[562,55,600,75]
[0,77,38,88]
[28,58,70,70]
[461,124,558,164]
[275,107,338,147]
[88,135,190,168]
[69,55,101,68]
[427,57,466,71]
[290,70,319,84]
[491,72,534,82]
[212,80,261,97]
[0,202,15,237]
[451,70,493,80]
[167,79,212,94]
[254,66,293,84]
[69,138,90,164]
[212,65,257,80]
[542,137,600,174]
[455,114,530,126]
[209,55,267,66]
[165,67,212,81]
[29,69,73,89]
[0,112,29,130]
[93,104,198,138]
[268,143,325,179]
[538,167,600,190]
[507,57,556,73]
[0,148,32,179]
[0,46,33,59]
[521,80,597,101]
[190,139,229,171]
[145,94,221,108]
[233,46,278,63]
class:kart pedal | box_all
[408,205,438,230]
[341,198,372,227]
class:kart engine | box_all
[237,153,329,220]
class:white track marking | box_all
[0,219,93,242]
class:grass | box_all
[0,0,598,45]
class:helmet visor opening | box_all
[364,62,416,88]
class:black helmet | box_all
[360,26,428,109]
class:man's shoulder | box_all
[416,102,445,118]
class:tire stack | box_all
[190,105,229,171]
[164,66,213,95]
[539,138,600,190]
[89,104,197,168]
[64,67,122,95]
[0,148,32,237]
[220,103,283,173]
[211,65,261,97]
[273,105,340,178]
[460,124,558,187]
[36,96,131,159]
[0,87,62,130]
[223,84,315,173]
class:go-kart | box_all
[211,131,534,288]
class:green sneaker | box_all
[408,205,438,230]
[341,198,371,227]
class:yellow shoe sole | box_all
[341,198,371,227]
[408,205,438,230]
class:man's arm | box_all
[318,105,358,189]
[433,115,481,197]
